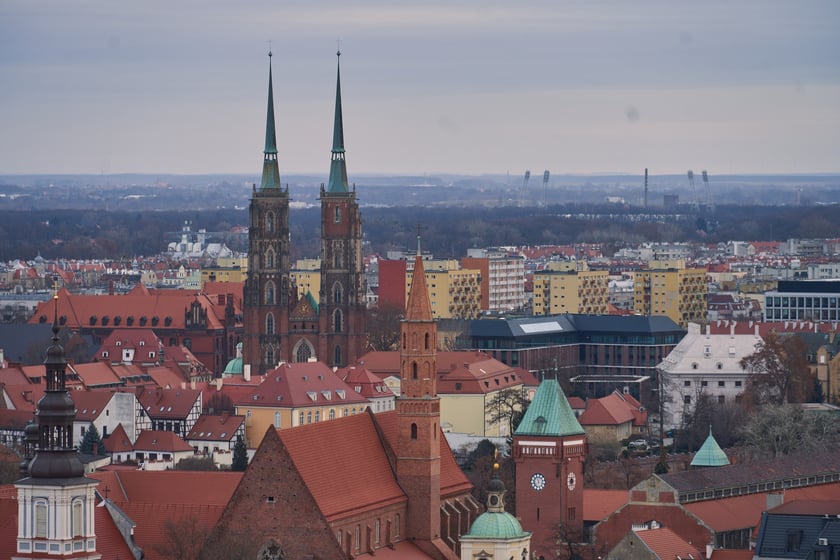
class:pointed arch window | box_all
[333,282,343,304]
[266,313,275,335]
[334,206,342,223]
[412,362,418,380]
[266,348,274,367]
[295,340,313,363]
[334,310,343,333]
[410,423,418,439]
[266,211,275,233]
[424,332,430,350]
[334,345,342,365]
[266,249,275,269]
[265,281,275,305]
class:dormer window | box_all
[116,341,122,347]
[139,340,145,347]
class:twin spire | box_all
[259,50,350,193]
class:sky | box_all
[1,1,838,177]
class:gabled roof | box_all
[339,366,394,399]
[0,407,35,429]
[240,361,367,409]
[583,488,628,522]
[579,393,636,426]
[633,526,703,560]
[438,356,525,395]
[137,386,201,419]
[1,382,44,412]
[514,378,584,437]
[88,470,242,505]
[71,390,114,422]
[132,429,194,453]
[145,365,186,388]
[103,423,134,452]
[187,413,244,442]
[74,361,122,387]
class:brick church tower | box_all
[512,378,587,559]
[243,52,291,375]
[243,52,366,373]
[395,241,456,559]
[316,50,366,367]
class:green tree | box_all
[79,423,106,456]
[232,434,248,472]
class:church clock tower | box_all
[512,378,587,559]
[243,52,291,374]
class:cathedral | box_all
[242,51,367,375]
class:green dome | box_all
[467,511,527,540]
[222,356,243,375]
[691,427,730,467]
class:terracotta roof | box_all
[338,365,394,399]
[583,489,628,522]
[187,413,244,442]
[241,361,367,409]
[87,470,242,505]
[103,423,134,452]
[71,390,113,421]
[0,407,35,428]
[145,365,187,388]
[685,482,840,532]
[634,526,703,560]
[133,429,194,453]
[357,540,436,558]
[74,361,122,387]
[709,550,754,560]
[276,412,407,521]
[0,366,30,385]
[567,396,586,410]
[2,382,44,412]
[98,328,162,363]
[579,393,636,426]
[137,386,201,419]
[769,498,840,515]
[438,356,525,395]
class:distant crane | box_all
[518,170,531,207]
[542,170,550,207]
[687,170,700,211]
[701,170,714,213]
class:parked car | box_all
[628,439,648,449]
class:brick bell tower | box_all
[512,378,587,560]
[317,50,366,367]
[243,51,291,375]
[395,240,455,560]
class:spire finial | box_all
[52,276,60,338]
[416,224,423,256]
[327,46,349,192]
[260,45,281,190]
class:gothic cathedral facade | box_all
[243,52,366,374]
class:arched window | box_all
[307,411,312,424]
[334,345,342,365]
[315,410,321,422]
[266,313,275,335]
[72,499,84,537]
[274,412,281,428]
[265,281,275,305]
[266,249,275,269]
[266,211,275,233]
[295,340,313,363]
[354,525,361,551]
[402,333,406,350]
[35,501,47,537]
[334,206,341,223]
[333,282,343,304]
[299,412,304,425]
[334,310,343,333]
[412,362,418,380]
[266,348,274,367]
[329,409,335,420]
[334,252,343,268]
[424,332,430,350]
[410,423,418,439]
[394,514,400,537]
[375,518,381,544]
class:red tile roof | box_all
[635,526,703,560]
[87,470,242,505]
[338,365,395,399]
[709,550,754,560]
[0,366,30,385]
[103,423,134,452]
[74,361,122,387]
[133,429,194,453]
[579,393,635,426]
[241,361,367,409]
[583,489,628,522]
[145,365,187,388]
[187,413,244,442]
[137,386,201,419]
[2,383,43,412]
[71,390,113,421]
[0,407,36,428]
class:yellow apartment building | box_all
[633,260,707,327]
[406,260,482,320]
[532,261,609,316]
[291,259,321,300]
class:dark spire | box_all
[327,50,350,193]
[26,293,84,479]
[260,50,282,190]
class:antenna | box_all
[542,170,550,208]
[644,168,649,209]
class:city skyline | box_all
[1,0,838,177]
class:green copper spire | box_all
[260,51,281,190]
[514,378,585,437]
[327,50,349,193]
[690,426,730,468]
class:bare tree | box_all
[365,302,403,351]
[152,516,211,560]
[485,387,530,437]
[738,404,840,460]
[740,332,814,405]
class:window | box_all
[718,395,725,404]
[266,348,274,367]
[355,525,361,551]
[411,423,418,439]
[334,206,341,223]
[274,412,281,428]
[334,310,342,333]
[307,411,312,424]
[424,332,430,350]
[718,380,725,387]
[684,395,691,405]
[394,514,400,537]
[72,499,84,536]
[701,380,708,387]
[412,362,418,380]
[375,518,381,544]
[299,412,304,425]
[735,380,742,387]
[334,345,342,365]
[266,250,275,269]
[265,281,275,305]
[296,341,313,363]
[684,380,691,387]
[266,212,275,233]
[266,313,275,335]
[567,506,576,521]
[329,409,335,420]
[315,411,321,422]
[333,283,343,304]
[786,530,803,552]
[35,502,47,537]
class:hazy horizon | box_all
[2,1,838,176]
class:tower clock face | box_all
[530,473,546,491]
[567,472,576,491]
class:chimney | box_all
[730,322,735,337]
[221,411,229,423]
[705,324,711,337]
[190,380,196,390]
[766,492,784,511]
[180,382,186,390]
[244,364,251,382]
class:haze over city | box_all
[2,0,838,177]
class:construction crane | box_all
[701,170,714,213]
[687,170,700,211]
[518,170,531,207]
[542,170,550,207]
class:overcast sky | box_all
[1,1,838,177]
